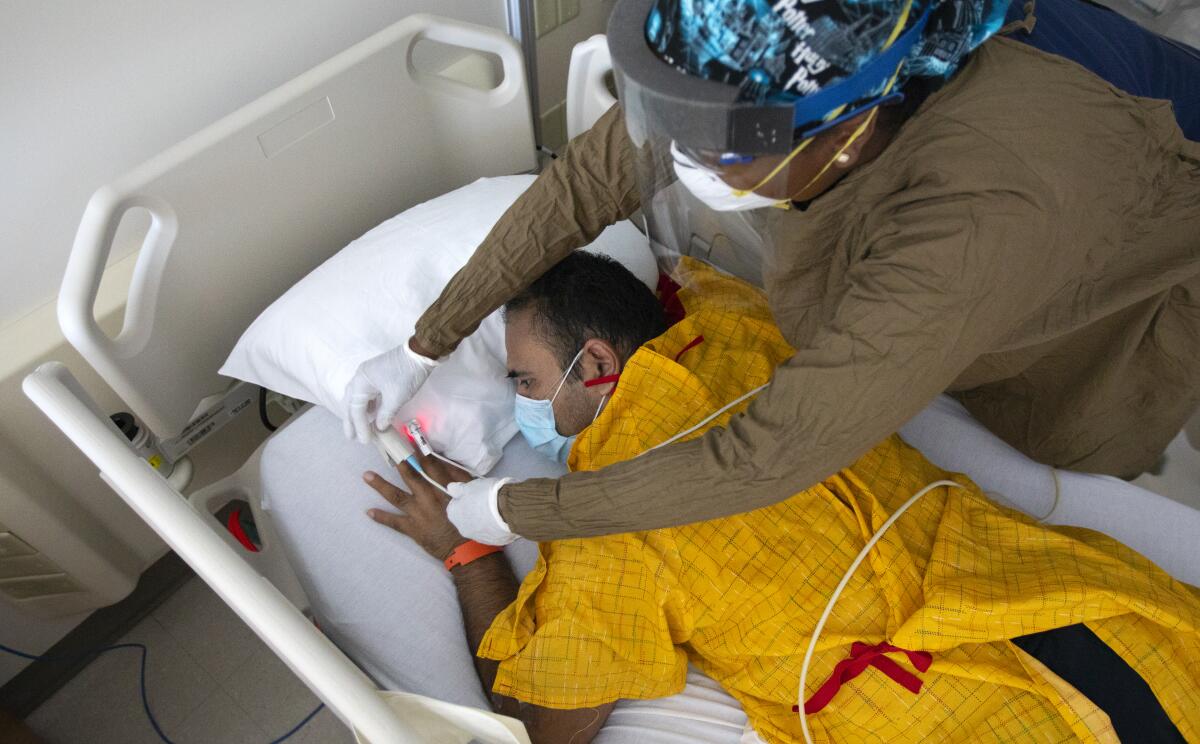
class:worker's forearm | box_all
[495,206,1027,540]
[449,553,521,709]
[413,105,640,357]
[498,426,830,541]
[498,351,953,541]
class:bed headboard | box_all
[59,14,537,437]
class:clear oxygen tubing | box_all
[797,479,966,744]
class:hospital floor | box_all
[24,577,354,744]
[21,434,1200,743]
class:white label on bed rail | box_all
[159,382,256,462]
[257,97,336,158]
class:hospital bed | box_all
[23,15,1200,744]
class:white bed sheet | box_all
[260,407,748,744]
[898,396,1200,586]
[259,397,1199,743]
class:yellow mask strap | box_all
[789,106,879,200]
[730,103,848,199]
[727,0,912,205]
[784,56,905,203]
[885,0,914,49]
[730,136,814,199]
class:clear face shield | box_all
[627,127,778,289]
[608,0,928,289]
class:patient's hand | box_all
[416,451,473,487]
[363,450,471,561]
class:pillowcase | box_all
[221,175,656,474]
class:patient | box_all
[365,253,1199,743]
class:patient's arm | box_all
[364,453,613,743]
[451,555,614,744]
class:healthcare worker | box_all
[346,0,1200,544]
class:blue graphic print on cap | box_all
[645,0,1009,111]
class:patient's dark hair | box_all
[505,252,668,377]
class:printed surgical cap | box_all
[645,0,1011,110]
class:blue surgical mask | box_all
[514,348,614,463]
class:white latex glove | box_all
[446,477,517,545]
[344,341,440,443]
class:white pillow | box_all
[221,175,656,474]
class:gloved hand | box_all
[344,340,440,444]
[446,477,517,545]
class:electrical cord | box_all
[0,641,323,744]
[430,450,481,479]
[414,463,452,496]
[643,383,770,455]
[259,386,278,432]
[404,389,969,744]
[401,447,480,496]
[1037,467,1062,523]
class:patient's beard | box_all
[557,381,605,438]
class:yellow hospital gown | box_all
[478,260,1200,743]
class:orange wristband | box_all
[444,540,503,571]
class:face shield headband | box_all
[610,0,932,157]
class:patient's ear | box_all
[580,338,620,392]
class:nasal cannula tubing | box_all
[797,479,965,744]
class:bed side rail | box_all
[22,362,416,743]
[57,13,537,440]
[566,34,617,140]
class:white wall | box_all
[0,0,510,689]
[0,0,509,328]
[532,0,616,149]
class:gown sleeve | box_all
[478,537,690,708]
[413,104,640,357]
[500,188,1055,540]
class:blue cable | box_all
[0,641,324,743]
[268,701,327,744]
